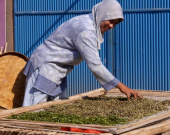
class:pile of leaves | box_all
[8,112,126,126]
[8,96,170,126]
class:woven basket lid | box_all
[0,52,28,109]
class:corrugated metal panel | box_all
[0,0,6,51]
[119,0,170,9]
[14,0,100,11]
[115,0,170,91]
[14,0,114,97]
[14,0,170,94]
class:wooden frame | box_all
[1,88,170,134]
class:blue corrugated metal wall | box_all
[14,0,170,94]
[115,0,170,91]
[14,0,114,96]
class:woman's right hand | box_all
[116,82,143,100]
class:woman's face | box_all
[100,19,120,34]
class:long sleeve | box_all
[75,30,120,91]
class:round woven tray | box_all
[0,52,28,109]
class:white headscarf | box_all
[92,0,124,50]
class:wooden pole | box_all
[4,43,7,53]
[0,47,3,54]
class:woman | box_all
[23,0,142,107]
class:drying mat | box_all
[0,52,28,109]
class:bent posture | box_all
[23,0,142,107]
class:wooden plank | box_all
[0,118,116,128]
[120,119,170,135]
[0,119,112,133]
[2,88,170,134]
[2,106,170,134]
[116,110,170,134]
[108,88,170,97]
[0,88,105,118]
[0,122,112,135]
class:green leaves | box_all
[7,96,170,126]
[8,113,127,126]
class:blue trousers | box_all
[22,68,66,107]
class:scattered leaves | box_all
[7,96,170,126]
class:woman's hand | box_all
[116,82,142,100]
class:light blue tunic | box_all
[24,13,120,98]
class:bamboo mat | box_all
[0,52,28,109]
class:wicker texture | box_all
[0,52,28,109]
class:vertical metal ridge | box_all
[115,7,170,91]
[118,0,170,9]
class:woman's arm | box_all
[75,30,142,99]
